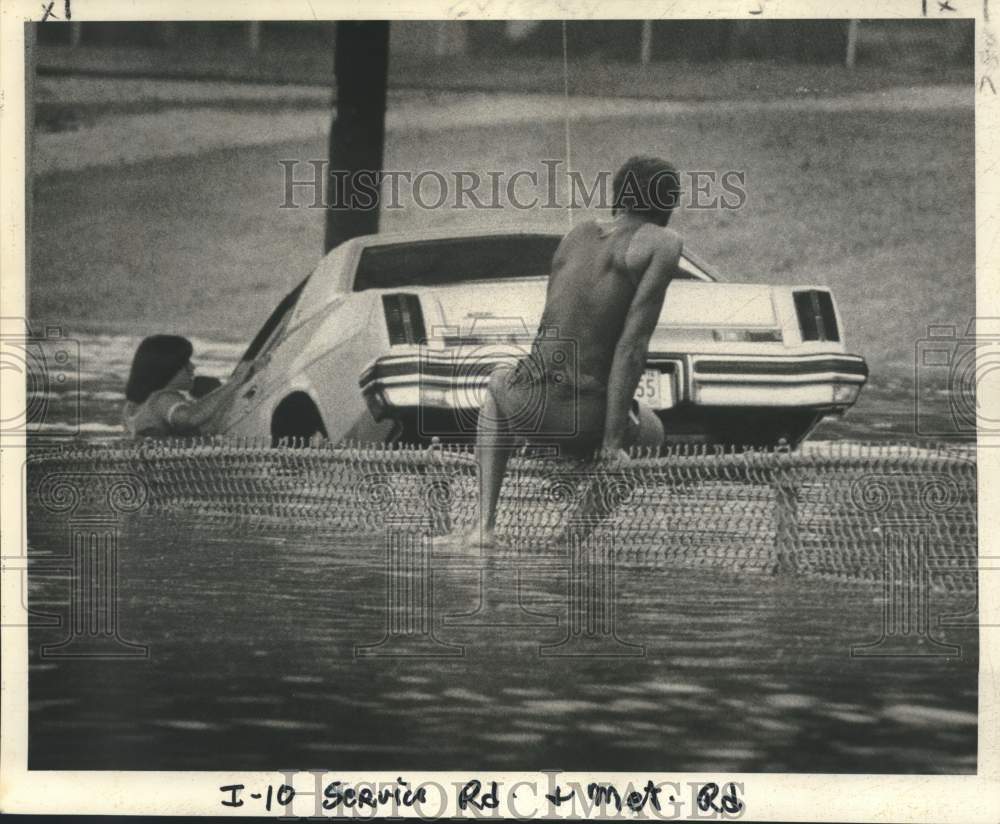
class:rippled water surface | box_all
[27,511,978,773]
[25,333,978,772]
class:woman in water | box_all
[122,335,248,438]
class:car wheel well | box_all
[270,392,328,445]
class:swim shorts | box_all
[488,357,643,458]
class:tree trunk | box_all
[324,21,391,253]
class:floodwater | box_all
[24,332,978,773]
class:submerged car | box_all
[205,227,868,448]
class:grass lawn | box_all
[30,102,973,382]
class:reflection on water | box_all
[27,509,977,773]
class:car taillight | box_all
[712,328,783,343]
[793,290,840,342]
[382,293,426,345]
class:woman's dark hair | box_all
[125,335,193,404]
[611,155,681,224]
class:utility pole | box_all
[324,21,391,253]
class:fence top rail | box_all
[24,437,978,591]
[26,437,978,474]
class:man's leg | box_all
[474,378,516,543]
[560,401,663,541]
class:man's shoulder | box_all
[552,220,604,269]
[562,219,602,241]
[626,224,682,275]
[636,223,682,254]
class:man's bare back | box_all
[538,219,677,394]
[494,216,682,456]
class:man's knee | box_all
[486,366,508,399]
[478,367,512,434]
[630,400,664,448]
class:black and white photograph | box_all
[1,1,997,820]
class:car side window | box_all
[240,279,307,364]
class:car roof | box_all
[337,225,720,279]
[340,225,562,248]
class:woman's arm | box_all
[149,377,247,435]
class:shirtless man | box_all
[473,155,684,543]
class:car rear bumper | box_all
[359,350,869,419]
[685,353,869,409]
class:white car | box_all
[206,227,868,448]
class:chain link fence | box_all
[27,439,977,591]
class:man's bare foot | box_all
[440,527,498,551]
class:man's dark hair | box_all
[611,155,681,225]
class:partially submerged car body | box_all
[207,227,868,448]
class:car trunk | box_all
[423,279,780,343]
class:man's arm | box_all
[602,227,682,452]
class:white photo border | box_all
[1,0,997,819]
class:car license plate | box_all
[634,369,674,409]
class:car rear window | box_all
[353,235,561,291]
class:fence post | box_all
[772,458,799,573]
[640,20,653,65]
[247,22,262,54]
[845,20,860,68]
